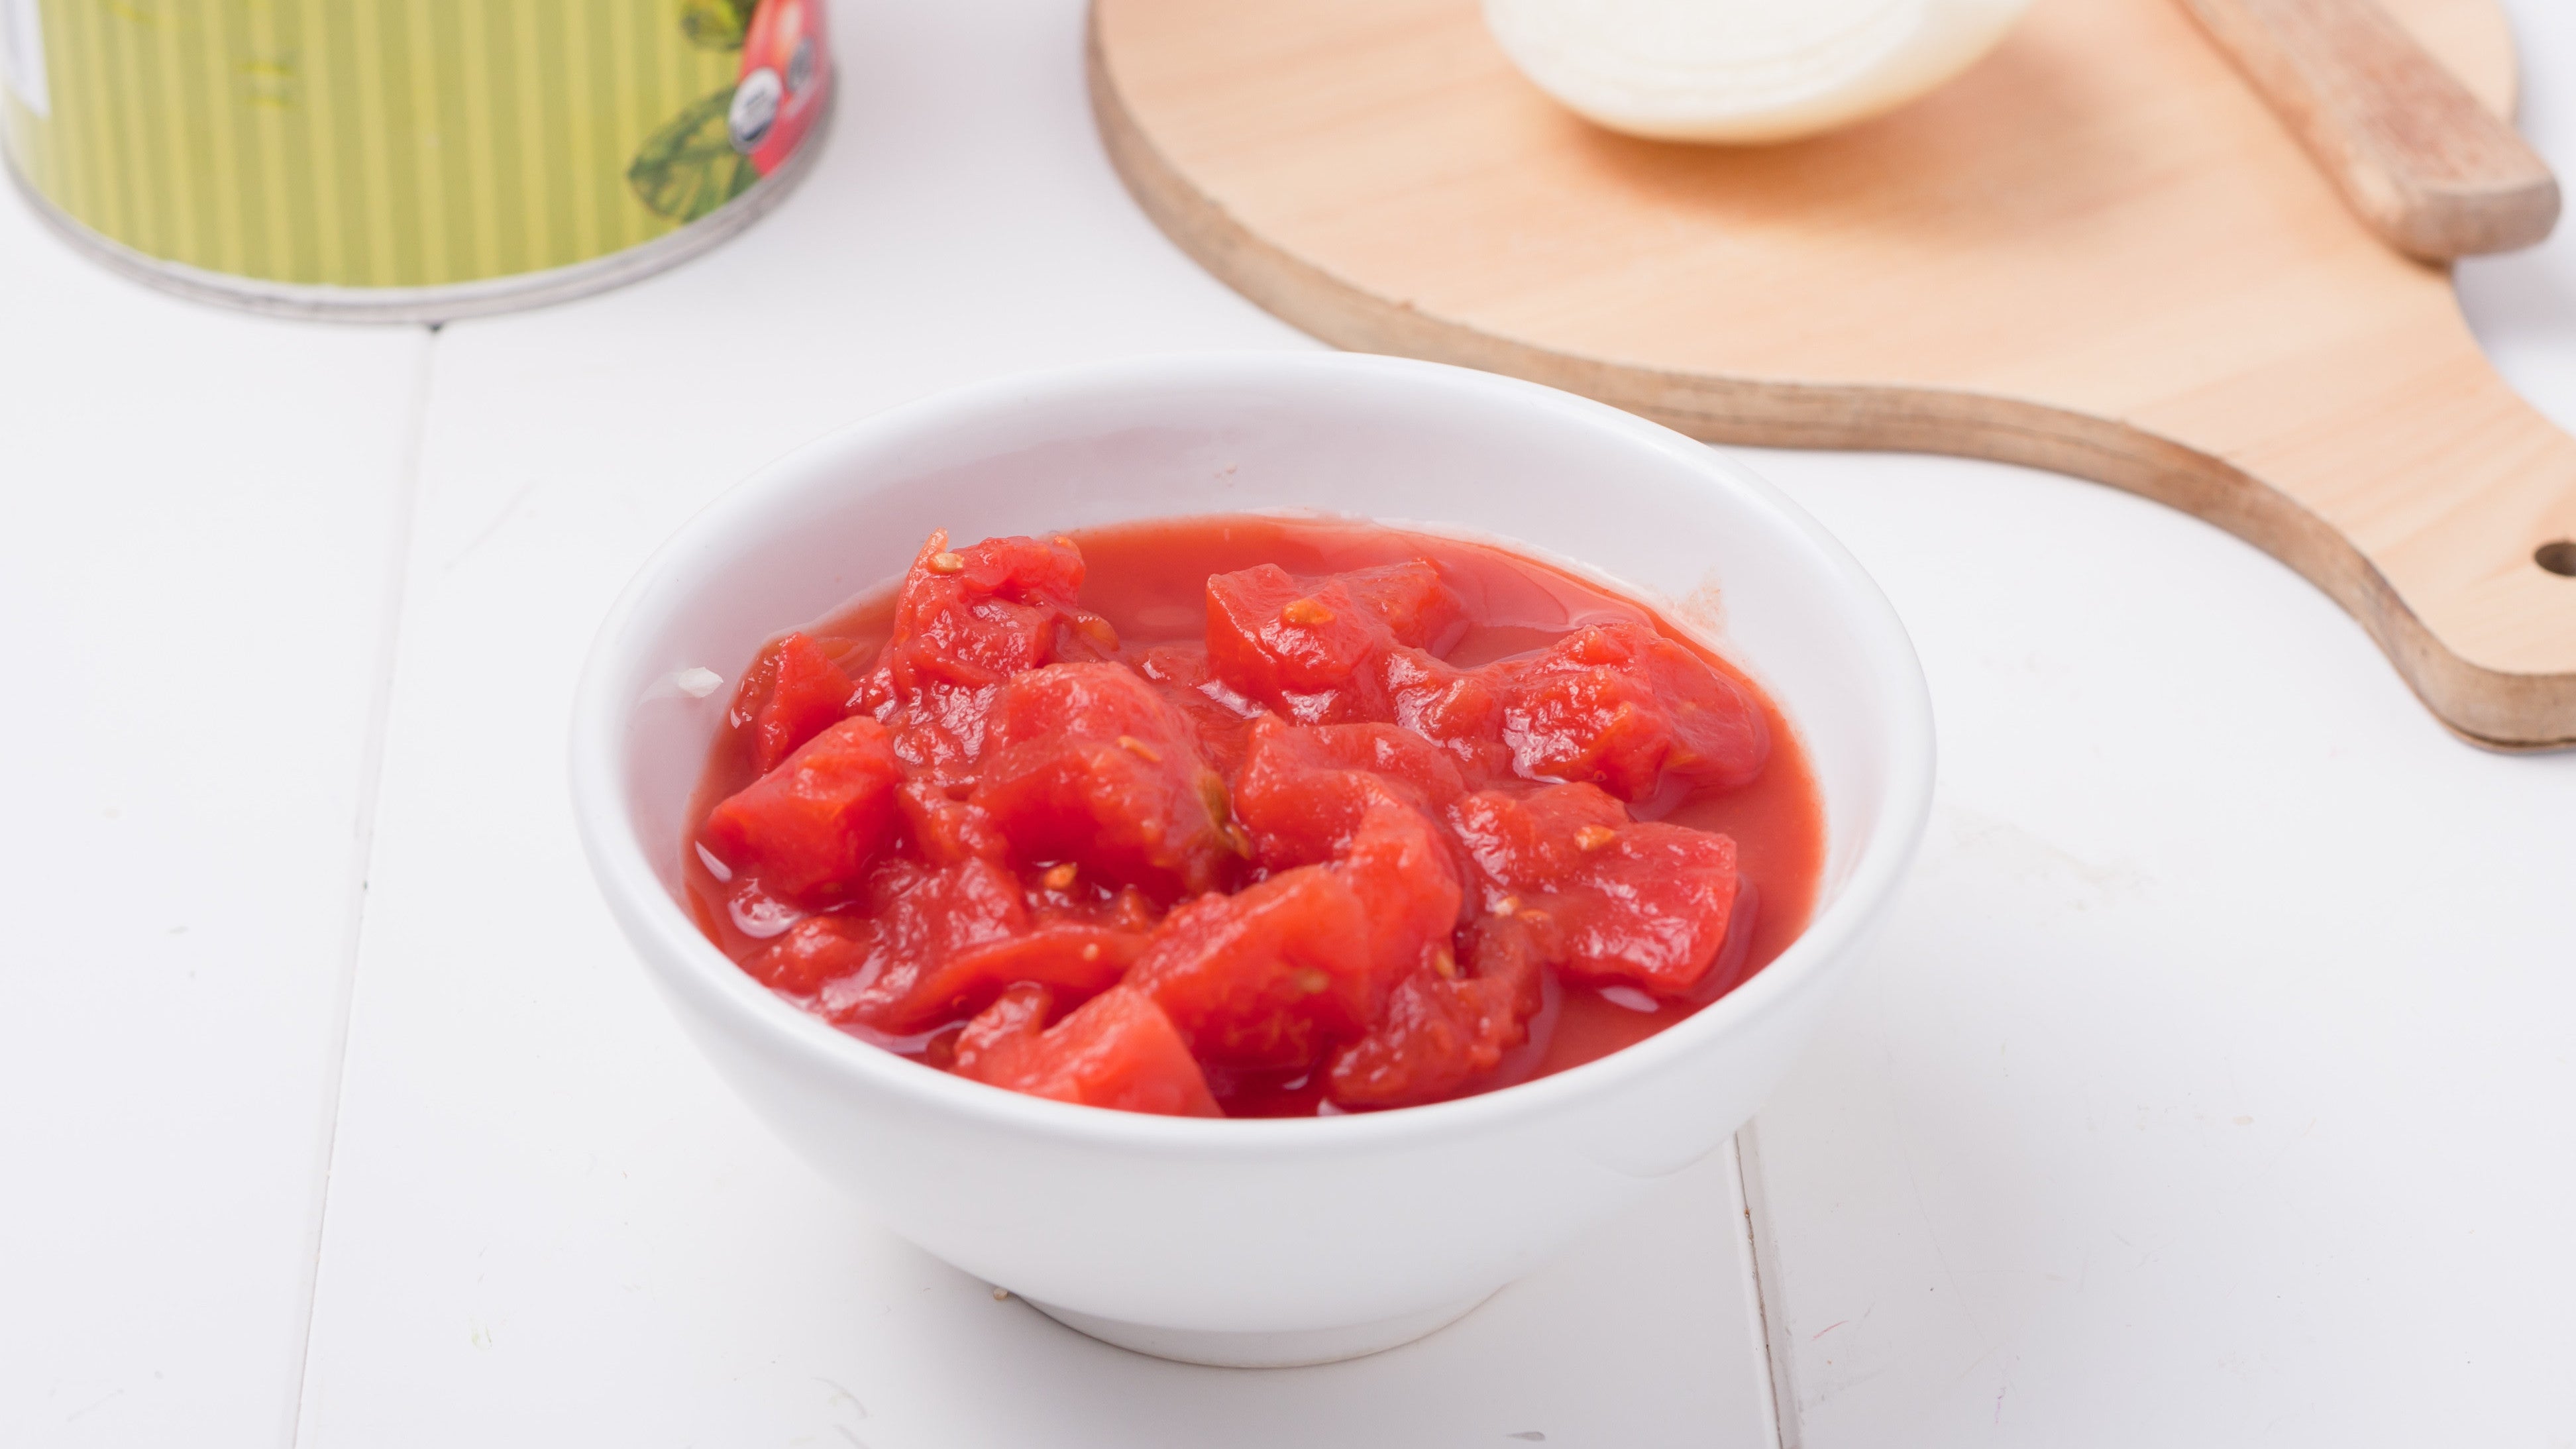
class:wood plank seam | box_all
[284,325,445,1449]
[1734,1124,1805,1449]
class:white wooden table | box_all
[7,3,2573,1444]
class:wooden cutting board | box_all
[1089,0,2576,749]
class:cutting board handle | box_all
[1580,315,2576,749]
[2116,318,2576,746]
[1570,342,2576,749]
[2178,0,2559,258]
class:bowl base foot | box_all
[1022,1289,1496,1368]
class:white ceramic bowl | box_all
[570,352,1933,1368]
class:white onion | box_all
[1484,0,2032,144]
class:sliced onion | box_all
[1485,0,2031,144]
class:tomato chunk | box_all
[894,778,1009,867]
[1229,720,1466,986]
[700,716,904,907]
[859,922,1143,1036]
[1543,823,1744,994]
[983,659,1197,749]
[1490,621,1770,800]
[1232,719,1464,863]
[952,981,1051,1073]
[851,532,1098,771]
[1205,561,1462,723]
[1326,913,1548,1109]
[1337,560,1468,652]
[774,868,1155,1036]
[814,857,1031,1031]
[1383,649,1515,784]
[1128,641,1263,775]
[1131,865,1375,1071]
[741,912,872,994]
[1030,879,1162,935]
[883,531,1087,677]
[1338,800,1466,983]
[971,663,1236,899]
[955,983,1223,1118]
[1446,782,1632,900]
[1238,719,1467,810]
[1448,784,1743,994]
[729,631,857,775]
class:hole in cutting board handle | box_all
[2540,541,2576,578]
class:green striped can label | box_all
[0,0,832,319]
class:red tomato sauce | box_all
[682,515,1824,1117]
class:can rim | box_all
[1,84,834,325]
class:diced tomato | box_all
[1382,649,1514,783]
[1128,641,1263,775]
[1326,913,1548,1109]
[1220,719,1465,1010]
[817,857,1031,1030]
[1233,719,1462,861]
[1336,560,1468,652]
[954,983,1223,1118]
[1032,879,1161,934]
[983,659,1189,749]
[895,778,1008,867]
[952,981,1053,1077]
[971,664,1236,899]
[1242,718,1467,808]
[1051,610,1126,664]
[1205,564,1387,721]
[1204,561,1459,723]
[1446,782,1632,900]
[891,685,1007,781]
[741,912,875,994]
[1231,721,1372,867]
[1336,800,1467,985]
[1320,723,1470,806]
[1131,865,1375,1071]
[888,531,1086,659]
[1489,622,1769,800]
[850,533,1094,770]
[700,716,904,907]
[1446,783,1742,994]
[855,921,1142,1036]
[729,631,857,775]
[1543,823,1744,994]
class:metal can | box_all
[0,0,832,321]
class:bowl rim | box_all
[569,350,1935,1158]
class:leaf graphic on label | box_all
[629,87,759,223]
[678,0,757,51]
